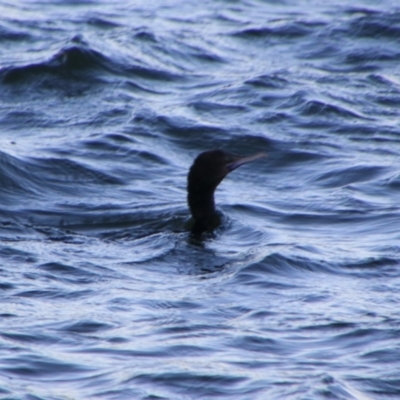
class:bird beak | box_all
[227,152,267,172]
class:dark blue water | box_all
[1,0,400,399]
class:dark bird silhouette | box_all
[187,149,266,233]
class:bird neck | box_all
[187,186,220,233]
[188,187,215,220]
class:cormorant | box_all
[187,149,266,233]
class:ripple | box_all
[234,20,318,40]
[0,150,123,206]
[229,335,297,356]
[16,289,93,300]
[312,165,387,188]
[61,320,114,334]
[348,12,400,39]
[0,354,93,378]
[245,73,289,89]
[234,252,330,280]
[296,99,364,119]
[126,371,248,397]
[37,262,99,284]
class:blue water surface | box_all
[1,0,400,399]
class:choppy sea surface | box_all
[1,0,400,399]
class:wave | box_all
[245,74,289,89]
[311,165,387,189]
[347,10,400,39]
[230,249,399,284]
[234,20,323,40]
[0,35,184,90]
[0,23,32,42]
[0,150,121,195]
[1,41,108,85]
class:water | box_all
[1,0,400,398]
